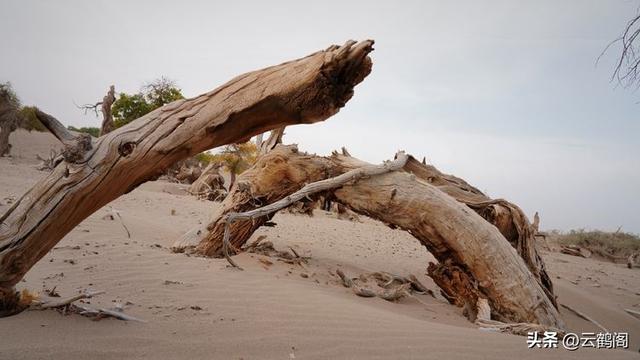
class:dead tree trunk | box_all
[100,85,116,136]
[194,145,564,329]
[78,85,117,136]
[0,40,374,316]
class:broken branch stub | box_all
[0,40,375,316]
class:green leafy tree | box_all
[112,93,153,128]
[210,142,258,189]
[112,77,184,128]
[18,106,47,132]
[0,83,50,156]
[1,84,47,133]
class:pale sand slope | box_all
[0,130,639,359]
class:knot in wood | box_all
[118,142,136,157]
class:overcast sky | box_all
[1,0,639,232]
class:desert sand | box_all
[1,129,639,359]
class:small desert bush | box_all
[552,229,640,258]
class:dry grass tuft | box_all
[551,229,640,259]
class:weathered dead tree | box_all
[191,147,339,256]
[100,85,116,135]
[78,85,116,136]
[195,148,556,308]
[192,145,564,329]
[188,163,227,201]
[0,40,375,316]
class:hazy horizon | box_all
[1,0,639,233]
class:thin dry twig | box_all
[599,12,640,89]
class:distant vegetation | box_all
[208,142,258,189]
[0,83,46,132]
[552,229,640,258]
[17,106,46,132]
[67,126,100,137]
[192,143,258,188]
[112,77,184,128]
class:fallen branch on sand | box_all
[30,289,145,322]
[31,289,105,309]
[72,305,146,322]
[335,269,434,302]
[244,237,310,267]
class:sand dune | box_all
[0,130,638,359]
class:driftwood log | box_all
[192,145,564,329]
[0,40,375,316]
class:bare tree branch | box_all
[600,12,640,89]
